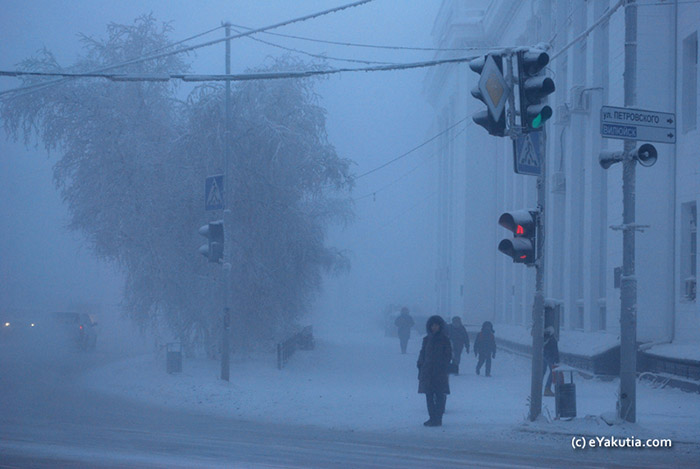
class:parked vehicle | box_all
[48,312,98,351]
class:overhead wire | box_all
[353,121,471,202]
[0,55,478,83]
[228,21,499,52]
[0,0,374,98]
[365,192,437,235]
[229,25,397,66]
[549,0,625,61]
[354,116,470,180]
[0,25,225,99]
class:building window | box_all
[598,298,607,331]
[682,31,697,133]
[575,299,584,330]
[681,202,697,301]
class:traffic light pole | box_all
[220,23,232,382]
[619,1,638,423]
[529,138,546,422]
[505,51,546,421]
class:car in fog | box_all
[46,312,98,351]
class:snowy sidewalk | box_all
[83,329,700,443]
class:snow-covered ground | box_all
[83,326,700,445]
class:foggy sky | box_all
[0,1,446,323]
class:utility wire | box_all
[549,0,625,61]
[230,26,397,66]
[353,122,471,202]
[354,116,470,181]
[547,1,588,47]
[0,55,477,83]
[366,192,437,235]
[228,22,498,52]
[0,25,225,99]
[0,0,374,98]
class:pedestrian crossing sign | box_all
[513,132,542,176]
[205,175,224,211]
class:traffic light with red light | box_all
[498,209,538,265]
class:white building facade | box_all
[425,0,699,347]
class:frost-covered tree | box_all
[1,16,353,353]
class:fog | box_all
[1,1,698,467]
[0,0,444,336]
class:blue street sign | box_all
[600,105,676,143]
[513,132,542,176]
[205,175,224,211]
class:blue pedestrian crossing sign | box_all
[513,132,542,176]
[205,175,224,211]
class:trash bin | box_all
[166,342,182,374]
[555,368,576,419]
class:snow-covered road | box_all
[1,328,698,467]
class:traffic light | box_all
[517,49,555,132]
[469,54,507,137]
[198,220,224,263]
[498,209,538,265]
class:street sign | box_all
[478,54,510,121]
[600,105,676,143]
[513,132,542,176]
[205,175,224,211]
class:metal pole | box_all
[619,1,637,423]
[529,130,546,422]
[220,23,232,382]
[507,50,546,421]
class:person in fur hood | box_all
[416,315,452,427]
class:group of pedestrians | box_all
[395,308,560,427]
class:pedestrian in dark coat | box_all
[447,316,469,371]
[417,315,452,427]
[394,307,415,354]
[543,326,560,396]
[474,321,496,377]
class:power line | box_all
[230,26,397,66]
[0,0,374,98]
[228,22,499,53]
[549,0,625,61]
[0,55,477,84]
[353,122,470,202]
[0,25,225,99]
[365,192,437,235]
[354,116,470,181]
[547,1,588,47]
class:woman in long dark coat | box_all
[417,315,452,427]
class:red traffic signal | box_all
[498,210,538,265]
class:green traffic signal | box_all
[517,49,555,133]
[532,114,542,129]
